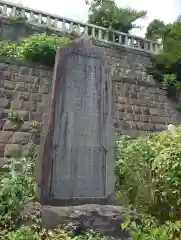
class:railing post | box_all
[150,42,153,53]
[112,32,115,43]
[2,4,7,15]
[84,26,88,36]
[91,27,95,38]
[30,11,34,21]
[20,9,25,18]
[155,43,162,54]
[69,22,73,32]
[38,14,42,24]
[76,24,81,35]
[46,16,51,27]
[98,29,102,40]
[118,34,122,44]
[62,20,66,31]
[144,41,148,51]
[124,35,128,46]
[104,31,109,41]
[130,37,134,47]
[53,18,58,28]
[11,6,16,18]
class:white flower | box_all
[168,124,176,136]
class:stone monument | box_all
[37,39,115,206]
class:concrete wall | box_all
[0,19,62,42]
[0,41,180,168]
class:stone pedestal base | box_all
[41,204,138,239]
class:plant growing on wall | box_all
[0,34,72,67]
[8,111,23,123]
[20,34,71,66]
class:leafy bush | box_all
[0,155,36,216]
[0,142,104,239]
[20,34,71,66]
[0,41,18,58]
[6,226,104,240]
[0,34,71,67]
[0,144,37,238]
[147,21,181,99]
[122,216,181,240]
[116,126,181,222]
[7,226,39,240]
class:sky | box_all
[11,0,181,37]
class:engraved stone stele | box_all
[36,39,115,206]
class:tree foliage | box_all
[86,0,147,33]
[116,126,181,222]
[146,18,181,100]
[146,19,167,40]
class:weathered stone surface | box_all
[31,93,42,102]
[0,98,9,108]
[22,101,36,111]
[3,120,20,131]
[0,131,14,143]
[12,73,34,83]
[15,82,29,91]
[0,62,9,71]
[41,204,136,239]
[30,112,42,122]
[10,100,23,110]
[37,39,115,205]
[36,103,48,113]
[21,121,32,132]
[4,144,21,157]
[39,85,49,94]
[0,144,5,157]
[17,92,30,101]
[0,119,5,130]
[0,157,9,170]
[22,143,32,156]
[16,201,137,239]
[3,80,14,90]
[11,132,31,144]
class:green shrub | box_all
[0,144,36,239]
[122,216,181,240]
[8,111,24,123]
[116,136,157,212]
[0,41,18,58]
[6,226,104,240]
[0,155,36,216]
[7,226,39,240]
[148,21,181,99]
[116,126,181,222]
[0,142,104,239]
[0,34,71,67]
[20,34,71,66]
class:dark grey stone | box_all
[37,39,116,205]
[41,204,136,239]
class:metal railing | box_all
[0,0,162,53]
